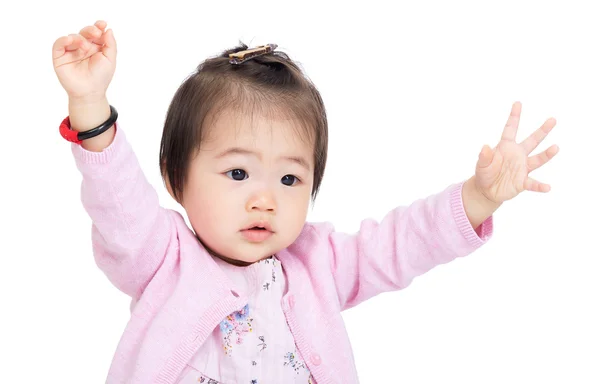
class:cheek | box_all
[281,189,311,228]
[184,177,237,228]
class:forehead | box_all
[202,109,314,156]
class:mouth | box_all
[240,222,274,242]
[242,221,273,232]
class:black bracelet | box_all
[77,105,118,141]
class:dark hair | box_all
[159,43,328,204]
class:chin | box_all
[197,231,289,265]
[213,243,274,265]
[243,255,270,263]
[238,248,276,263]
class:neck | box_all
[195,234,260,267]
[215,253,254,267]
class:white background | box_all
[1,0,598,383]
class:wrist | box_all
[462,176,501,229]
[66,97,116,152]
[68,97,110,132]
[68,92,108,107]
[466,176,502,207]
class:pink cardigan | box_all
[71,123,493,383]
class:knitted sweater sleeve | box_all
[317,182,493,311]
[71,123,176,299]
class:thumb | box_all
[102,28,117,62]
[476,144,494,168]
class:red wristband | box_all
[59,116,81,144]
[59,105,118,145]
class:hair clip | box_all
[229,44,278,64]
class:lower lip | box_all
[240,229,273,242]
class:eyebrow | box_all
[216,147,311,171]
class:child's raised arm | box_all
[320,102,558,311]
[52,21,176,300]
[316,182,493,311]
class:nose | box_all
[245,190,276,213]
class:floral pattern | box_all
[195,375,220,383]
[257,335,267,352]
[219,304,253,356]
[284,350,311,375]
[180,255,313,383]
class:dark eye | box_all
[281,174,299,186]
[226,169,248,181]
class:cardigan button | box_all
[311,353,322,366]
[231,290,239,298]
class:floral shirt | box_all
[176,256,315,384]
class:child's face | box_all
[181,109,314,265]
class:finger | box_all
[65,33,88,51]
[79,25,104,43]
[94,20,108,29]
[79,21,108,43]
[501,101,522,141]
[528,144,559,171]
[524,176,551,192]
[100,28,117,62]
[520,117,557,154]
[476,144,494,168]
[52,35,74,59]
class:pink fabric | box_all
[71,124,493,384]
[176,256,314,383]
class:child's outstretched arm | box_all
[53,21,175,300]
[319,101,558,311]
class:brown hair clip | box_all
[229,44,278,64]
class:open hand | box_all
[474,102,559,204]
